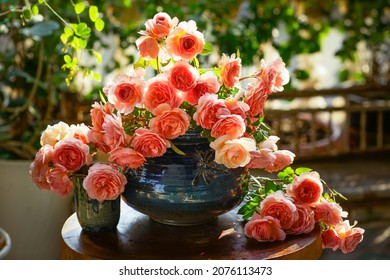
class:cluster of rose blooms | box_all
[244,170,364,253]
[30,12,364,252]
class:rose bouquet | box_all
[30,12,364,253]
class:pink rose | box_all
[87,128,111,154]
[210,135,256,168]
[166,20,205,60]
[224,96,249,120]
[149,104,191,139]
[264,150,295,173]
[83,163,127,201]
[321,228,341,251]
[47,166,73,197]
[131,128,170,158]
[109,147,146,169]
[244,213,286,242]
[337,221,365,254]
[211,114,246,139]
[255,58,289,94]
[218,53,242,88]
[135,35,160,59]
[313,200,347,226]
[193,94,230,129]
[144,12,178,38]
[286,171,323,206]
[258,136,280,151]
[168,61,198,91]
[69,124,90,144]
[260,190,298,230]
[102,114,129,151]
[244,82,268,117]
[143,76,182,112]
[286,204,315,235]
[52,138,92,172]
[90,102,115,131]
[106,73,146,115]
[30,145,54,191]
[185,72,220,105]
[246,149,276,170]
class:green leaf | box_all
[74,2,85,14]
[89,5,99,22]
[93,50,102,64]
[64,55,72,63]
[200,41,213,55]
[64,26,73,36]
[94,18,105,31]
[99,91,107,103]
[31,4,39,16]
[338,69,349,82]
[134,57,148,69]
[295,167,312,175]
[170,141,186,156]
[264,180,277,193]
[148,58,158,70]
[93,72,101,82]
[38,0,46,4]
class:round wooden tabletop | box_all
[61,201,322,260]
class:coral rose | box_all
[264,150,295,173]
[244,213,286,242]
[255,58,290,94]
[83,163,127,201]
[211,114,246,139]
[90,102,115,131]
[102,114,129,151]
[47,166,73,197]
[314,200,348,226]
[69,124,90,144]
[52,138,92,172]
[143,76,182,112]
[218,53,242,88]
[144,12,178,39]
[286,171,323,206]
[286,204,315,235]
[109,147,146,169]
[87,128,111,154]
[337,221,365,254]
[210,135,256,168]
[260,190,298,230]
[193,93,230,129]
[321,228,341,251]
[149,104,191,139]
[224,96,249,120]
[185,72,220,105]
[135,35,160,59]
[166,20,205,60]
[131,128,170,158]
[246,149,276,170]
[168,61,198,91]
[30,145,54,191]
[244,82,268,117]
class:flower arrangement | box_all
[30,12,364,254]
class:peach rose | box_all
[258,136,280,151]
[107,73,146,115]
[210,135,256,168]
[87,128,111,154]
[286,171,323,206]
[131,128,170,158]
[224,96,249,120]
[47,166,73,197]
[30,145,54,191]
[90,102,115,131]
[244,82,269,117]
[313,200,348,226]
[166,20,205,60]
[143,76,182,112]
[135,35,160,59]
[168,61,198,91]
[244,213,286,242]
[102,114,129,151]
[286,204,315,235]
[246,149,276,170]
[149,104,191,139]
[264,150,295,173]
[260,190,298,230]
[193,94,230,129]
[109,147,146,169]
[218,53,242,88]
[52,138,92,172]
[185,72,220,105]
[83,163,127,201]
[211,114,246,139]
[40,121,70,147]
[144,12,178,38]
[337,221,365,254]
[322,228,341,251]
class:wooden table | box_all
[61,201,323,260]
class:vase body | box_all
[122,130,247,226]
[73,175,120,232]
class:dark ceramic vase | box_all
[121,130,247,226]
[73,175,120,232]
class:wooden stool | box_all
[61,201,322,260]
